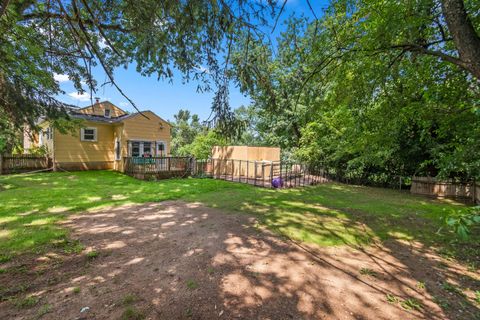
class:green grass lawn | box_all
[0,170,477,263]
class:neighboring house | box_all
[24,100,171,172]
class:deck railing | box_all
[123,156,194,179]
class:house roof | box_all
[69,108,172,127]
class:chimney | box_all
[95,97,100,104]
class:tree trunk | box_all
[441,0,480,79]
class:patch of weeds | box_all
[0,268,7,274]
[14,296,39,308]
[121,294,138,305]
[474,291,480,305]
[62,240,84,254]
[36,304,51,318]
[73,287,81,294]
[441,281,465,296]
[186,279,198,290]
[433,296,450,309]
[437,247,456,261]
[401,298,423,311]
[386,293,399,304]
[0,254,12,263]
[416,281,426,290]
[46,277,60,286]
[206,267,214,275]
[467,261,478,273]
[13,266,28,274]
[359,267,377,277]
[185,308,193,317]
[120,306,145,320]
[86,250,99,259]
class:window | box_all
[143,142,152,156]
[131,141,140,157]
[45,127,53,140]
[129,141,156,157]
[157,141,166,156]
[115,139,121,160]
[104,109,111,118]
[38,130,44,146]
[81,127,97,141]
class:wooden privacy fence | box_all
[411,176,479,203]
[0,154,51,174]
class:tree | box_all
[170,109,203,156]
[231,1,480,183]
[188,130,225,159]
[0,0,276,144]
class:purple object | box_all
[271,177,283,188]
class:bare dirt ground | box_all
[0,201,478,319]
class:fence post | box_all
[270,161,273,188]
[254,161,257,186]
[239,160,242,182]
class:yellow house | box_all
[24,100,171,172]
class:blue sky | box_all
[56,0,329,122]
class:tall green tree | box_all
[231,0,480,183]
[0,0,276,143]
[170,109,203,156]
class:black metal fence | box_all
[194,158,329,188]
[124,156,329,188]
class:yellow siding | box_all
[54,122,114,163]
[77,101,126,117]
[122,111,171,154]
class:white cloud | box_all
[194,65,210,74]
[68,91,91,102]
[54,73,70,83]
[98,38,107,49]
[119,102,129,108]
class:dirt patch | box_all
[0,201,478,319]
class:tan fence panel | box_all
[0,154,51,174]
[411,177,479,203]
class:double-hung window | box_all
[131,141,140,157]
[129,141,155,157]
[81,127,97,142]
[157,141,166,156]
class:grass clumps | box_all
[359,267,377,277]
[186,279,198,290]
[86,250,99,259]
[14,295,39,308]
[121,306,145,320]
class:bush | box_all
[446,206,480,240]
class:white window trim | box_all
[38,130,44,146]
[104,109,111,118]
[80,127,97,142]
